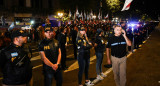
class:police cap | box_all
[11,29,28,39]
[44,27,53,32]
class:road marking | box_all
[64,55,97,73]
[31,54,74,61]
[143,40,147,44]
[33,64,43,69]
[67,54,74,58]
[92,68,112,84]
[31,55,41,61]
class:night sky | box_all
[127,0,160,20]
[59,0,160,20]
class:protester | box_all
[38,26,62,86]
[0,29,32,86]
[106,25,131,86]
[76,26,94,86]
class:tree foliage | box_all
[105,0,121,13]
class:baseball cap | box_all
[44,27,53,32]
[97,28,103,35]
[11,29,28,38]
[78,26,85,31]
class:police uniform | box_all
[57,32,67,69]
[76,27,92,85]
[38,27,62,86]
[134,28,140,49]
[0,30,32,85]
[95,29,105,75]
[71,26,77,59]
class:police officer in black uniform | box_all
[133,27,140,49]
[38,26,62,86]
[94,28,106,80]
[0,29,32,86]
[71,25,78,59]
[76,26,94,86]
[126,26,133,51]
[57,27,67,70]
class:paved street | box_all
[0,28,160,86]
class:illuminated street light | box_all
[57,12,64,26]
[58,12,63,18]
[30,20,35,25]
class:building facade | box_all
[0,0,60,18]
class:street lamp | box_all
[30,20,35,25]
[57,12,64,26]
[92,15,96,19]
[58,12,63,18]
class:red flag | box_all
[121,0,133,11]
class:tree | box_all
[105,0,121,13]
[140,14,151,22]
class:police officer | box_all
[0,29,32,86]
[38,27,62,86]
[94,28,106,80]
[76,26,94,86]
[120,21,127,32]
[133,27,140,49]
[71,25,78,59]
[57,27,67,70]
[126,27,133,51]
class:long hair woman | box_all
[76,26,94,86]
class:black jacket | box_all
[76,36,92,53]
[0,43,32,85]
[94,36,105,52]
[57,33,66,50]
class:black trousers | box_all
[61,48,66,69]
[44,69,62,86]
[73,42,77,59]
[77,51,90,85]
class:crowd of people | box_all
[0,18,157,86]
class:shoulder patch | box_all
[11,52,18,57]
